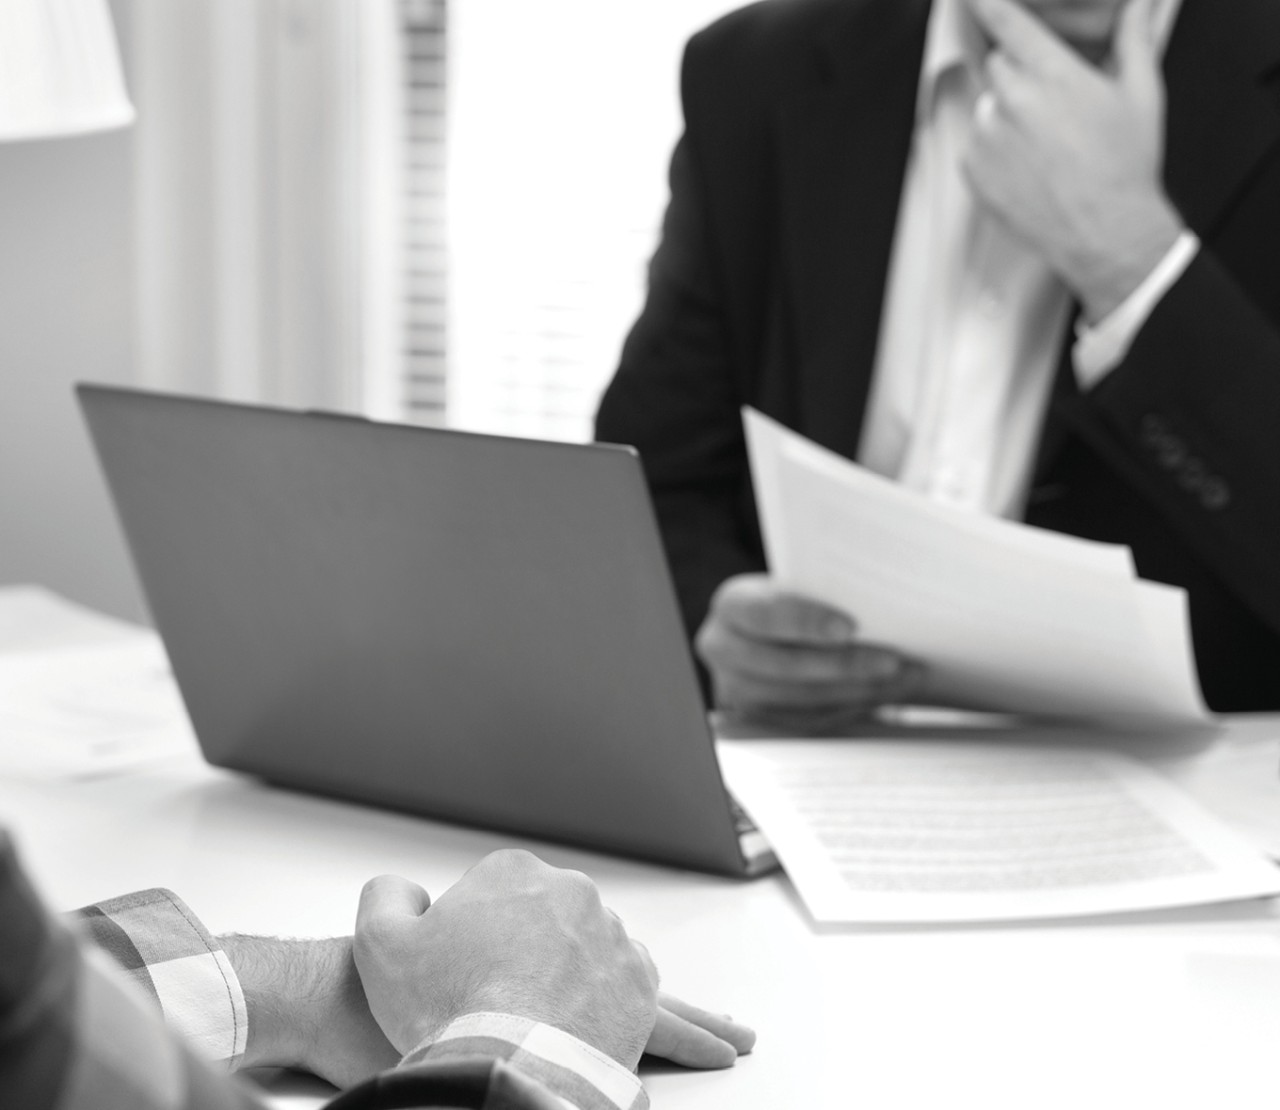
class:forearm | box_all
[78,899,652,1109]
[1085,246,1280,636]
[1064,190,1186,325]
[217,934,397,1087]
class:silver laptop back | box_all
[78,384,749,875]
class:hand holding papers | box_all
[743,408,1210,725]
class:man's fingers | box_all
[965,0,1077,73]
[724,700,884,736]
[700,574,924,725]
[630,938,661,991]
[700,619,904,687]
[717,659,928,733]
[714,668,920,717]
[645,1007,738,1069]
[356,874,432,933]
[982,51,1032,127]
[714,667,899,711]
[657,992,756,1055]
[711,574,855,645]
[1114,0,1164,89]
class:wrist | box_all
[1069,194,1185,324]
[217,934,328,1071]
[219,934,398,1085]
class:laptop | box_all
[78,384,775,877]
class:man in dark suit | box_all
[596,0,1280,728]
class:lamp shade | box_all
[0,0,134,141]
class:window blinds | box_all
[400,0,448,426]
[400,1,743,440]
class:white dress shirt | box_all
[857,0,1193,518]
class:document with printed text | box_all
[718,739,1280,923]
[744,408,1211,725]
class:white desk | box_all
[4,587,1280,1109]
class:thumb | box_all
[1114,0,1163,91]
[356,874,432,933]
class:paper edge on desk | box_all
[717,738,1280,925]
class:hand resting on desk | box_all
[224,848,755,1087]
[697,573,925,734]
[355,849,658,1068]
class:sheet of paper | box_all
[744,408,1209,724]
[718,738,1280,923]
[1143,730,1280,860]
[0,636,198,779]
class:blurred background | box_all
[0,0,741,621]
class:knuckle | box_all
[714,574,777,631]
[562,868,601,902]
[490,847,540,872]
[631,942,660,989]
[694,617,731,665]
[708,574,755,619]
[715,571,769,604]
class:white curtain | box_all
[132,0,401,414]
[446,0,744,442]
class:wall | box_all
[0,0,146,622]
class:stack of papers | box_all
[744,408,1210,725]
[732,416,1277,923]
[719,738,1280,924]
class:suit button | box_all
[1158,439,1187,469]
[1138,413,1227,508]
[1139,414,1185,468]
[1139,413,1171,443]
[1200,478,1230,511]
[1177,457,1207,488]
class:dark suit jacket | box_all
[595,0,1280,711]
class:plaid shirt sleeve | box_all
[68,882,648,1110]
[72,889,248,1069]
[401,1014,649,1110]
[0,829,266,1110]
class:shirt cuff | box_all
[1073,230,1200,388]
[71,889,248,1070]
[402,1012,649,1110]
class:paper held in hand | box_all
[742,407,1211,726]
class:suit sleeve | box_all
[594,36,766,650]
[1070,238,1280,640]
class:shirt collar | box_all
[917,0,986,122]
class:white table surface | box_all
[4,585,1280,1109]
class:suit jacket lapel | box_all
[1162,0,1280,237]
[775,0,931,459]
[1036,0,1280,485]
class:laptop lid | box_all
[78,384,751,876]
